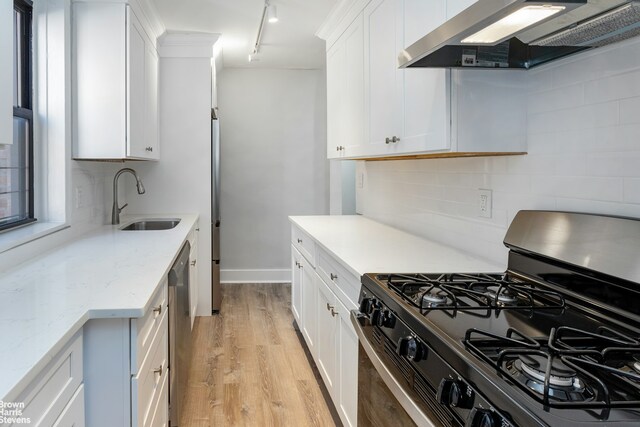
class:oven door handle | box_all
[350,310,436,427]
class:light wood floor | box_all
[181,283,339,427]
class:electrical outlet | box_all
[74,186,84,209]
[478,189,492,218]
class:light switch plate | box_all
[478,189,492,218]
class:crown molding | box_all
[158,32,222,58]
[316,0,369,42]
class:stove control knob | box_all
[376,309,396,328]
[396,336,426,362]
[467,408,501,427]
[437,379,474,409]
[359,297,372,314]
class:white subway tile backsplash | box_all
[360,38,640,265]
[623,178,640,203]
[527,83,584,115]
[584,70,640,104]
[620,97,640,124]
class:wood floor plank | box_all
[182,283,337,427]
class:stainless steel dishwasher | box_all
[168,241,192,426]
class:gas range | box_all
[353,211,640,427]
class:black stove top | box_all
[356,212,640,426]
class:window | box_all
[1,0,34,231]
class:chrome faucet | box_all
[112,168,145,225]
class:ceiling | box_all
[151,0,338,69]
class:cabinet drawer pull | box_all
[145,146,153,152]
[326,302,332,311]
[298,263,303,269]
[297,238,303,244]
[191,260,197,266]
[392,136,400,143]
[330,273,338,281]
[331,308,338,317]
[385,137,391,144]
[153,365,163,376]
[152,305,162,316]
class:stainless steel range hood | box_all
[399,0,640,69]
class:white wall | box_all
[358,36,640,265]
[217,68,328,283]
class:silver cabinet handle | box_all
[392,136,400,143]
[385,137,391,144]
[153,365,163,375]
[152,305,162,316]
[330,273,338,281]
[297,238,302,244]
[331,308,338,317]
[298,263,303,269]
[145,146,153,152]
[294,261,300,267]
[336,146,340,151]
[326,302,332,311]
[195,228,200,231]
[191,260,197,266]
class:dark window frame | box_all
[2,0,35,232]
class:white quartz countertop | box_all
[289,215,505,278]
[0,214,198,401]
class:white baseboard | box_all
[221,269,291,284]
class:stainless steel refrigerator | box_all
[211,109,222,313]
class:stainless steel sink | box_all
[120,218,181,231]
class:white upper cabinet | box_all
[364,0,449,156]
[72,2,159,160]
[327,12,365,159]
[318,0,527,160]
[0,0,11,146]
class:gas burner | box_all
[633,362,640,375]
[415,287,449,307]
[484,285,519,305]
[517,354,576,387]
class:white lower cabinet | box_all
[300,255,317,358]
[83,279,170,426]
[291,224,358,427]
[291,246,303,323]
[315,274,338,396]
[188,226,199,330]
[10,332,84,427]
[53,385,85,427]
[336,296,359,427]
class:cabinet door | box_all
[189,233,199,330]
[400,0,450,154]
[326,40,345,159]
[364,0,403,154]
[144,44,160,159]
[291,246,303,323]
[127,7,147,159]
[336,297,358,427]
[300,256,317,357]
[316,275,338,398]
[327,13,365,159]
[52,385,85,427]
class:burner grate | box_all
[381,273,565,316]
[464,326,640,416]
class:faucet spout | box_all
[112,168,145,225]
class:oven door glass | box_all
[358,343,419,427]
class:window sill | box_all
[0,222,69,255]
